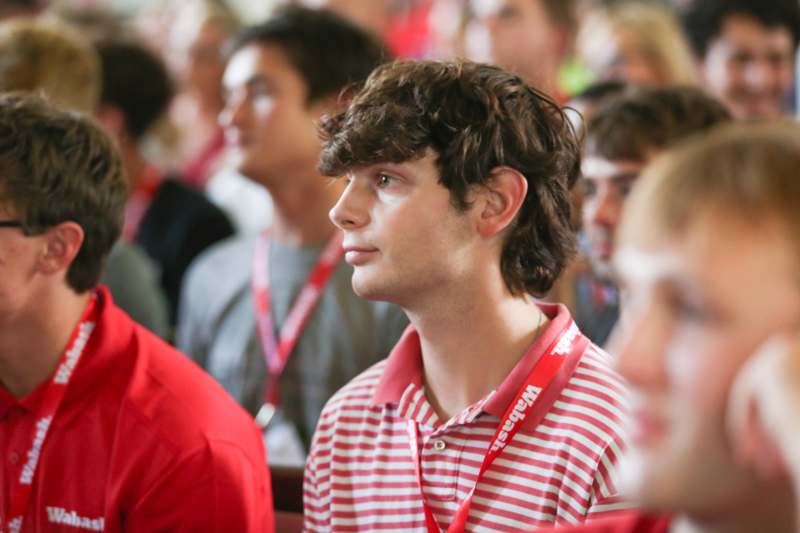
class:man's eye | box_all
[580,179,597,198]
[376,174,393,187]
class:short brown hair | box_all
[0,93,127,292]
[586,86,732,162]
[0,18,100,113]
[620,121,800,251]
[320,60,581,296]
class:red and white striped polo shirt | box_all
[304,303,630,532]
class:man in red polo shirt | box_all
[304,60,630,531]
[0,94,273,532]
[538,123,800,532]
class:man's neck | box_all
[672,485,795,533]
[0,287,90,398]
[120,141,151,191]
[407,275,549,422]
[266,172,344,247]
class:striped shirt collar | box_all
[371,302,585,433]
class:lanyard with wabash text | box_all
[2,294,99,533]
[406,318,588,533]
[251,230,344,429]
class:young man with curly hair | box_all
[303,60,630,531]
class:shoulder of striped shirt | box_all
[316,341,628,423]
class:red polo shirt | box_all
[305,303,630,531]
[0,288,274,532]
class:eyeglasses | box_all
[0,220,22,228]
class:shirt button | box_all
[8,452,19,465]
[433,439,446,451]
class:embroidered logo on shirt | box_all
[20,416,52,485]
[46,507,105,531]
[489,384,542,453]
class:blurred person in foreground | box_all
[304,59,630,531]
[178,7,408,465]
[681,0,800,120]
[534,121,800,533]
[0,17,169,338]
[576,86,731,346]
[0,92,272,532]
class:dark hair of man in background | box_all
[96,39,174,141]
[586,85,733,162]
[226,6,390,105]
[682,0,800,57]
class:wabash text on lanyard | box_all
[2,294,99,533]
[406,319,587,533]
[251,230,344,429]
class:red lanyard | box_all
[2,295,99,533]
[251,231,344,428]
[122,166,162,242]
[407,319,586,533]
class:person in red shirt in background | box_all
[536,123,800,533]
[0,93,273,532]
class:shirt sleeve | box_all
[126,442,274,532]
[303,422,332,531]
[586,437,632,520]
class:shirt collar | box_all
[371,302,586,433]
[0,287,129,419]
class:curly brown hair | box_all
[319,60,581,297]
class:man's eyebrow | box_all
[608,171,641,182]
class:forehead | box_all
[582,156,646,180]
[617,211,797,293]
[222,43,301,89]
[714,13,795,52]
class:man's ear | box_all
[474,166,528,238]
[37,222,84,277]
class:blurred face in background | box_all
[476,0,566,90]
[220,44,324,186]
[701,14,795,120]
[580,156,646,281]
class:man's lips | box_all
[342,245,378,266]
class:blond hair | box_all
[619,122,800,251]
[577,2,697,86]
[0,18,100,113]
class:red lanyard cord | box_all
[408,320,586,533]
[2,294,99,533]
[250,231,344,428]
